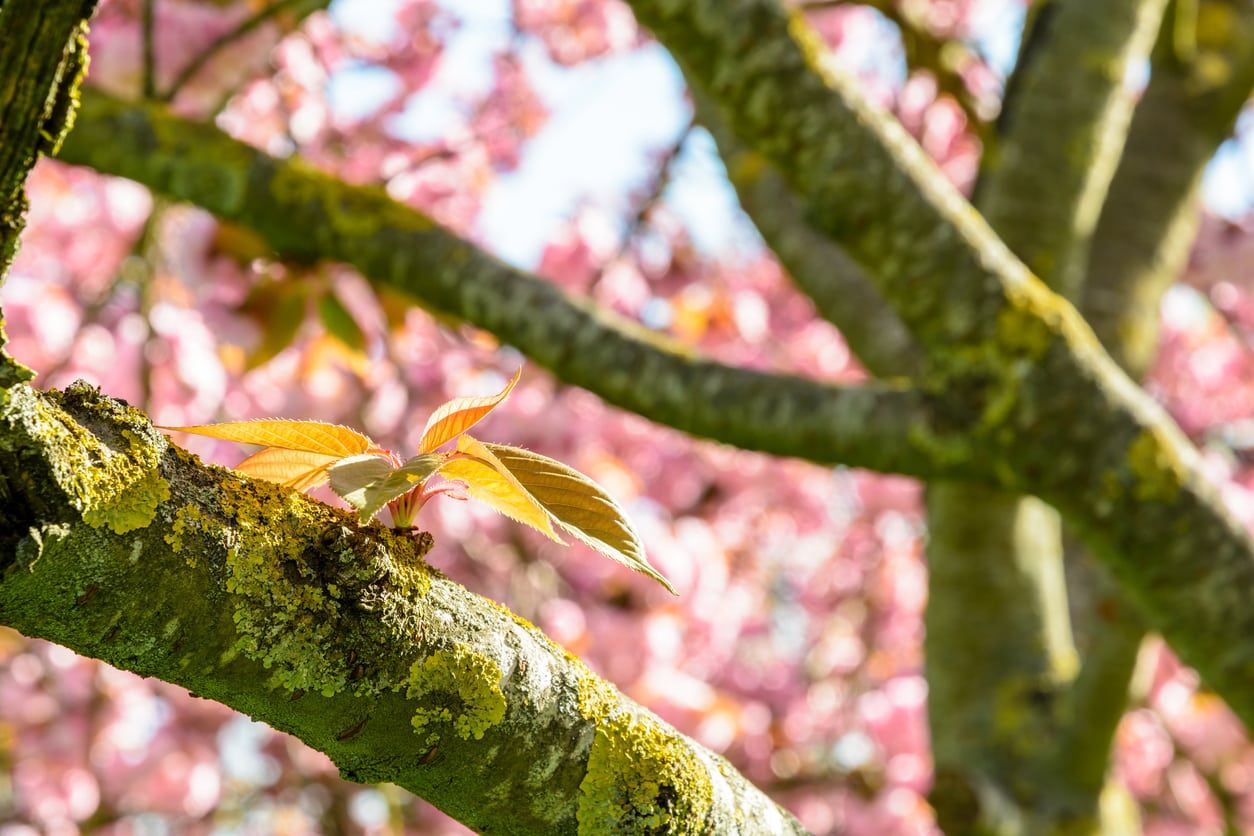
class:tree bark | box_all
[0,381,804,835]
[622,0,1254,736]
[58,92,961,481]
[0,0,96,383]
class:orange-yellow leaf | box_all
[486,443,674,593]
[161,419,377,458]
[437,435,562,542]
[234,447,338,491]
[418,368,521,453]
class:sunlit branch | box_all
[623,0,1254,731]
[0,382,804,834]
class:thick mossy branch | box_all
[0,0,97,381]
[0,381,803,835]
[0,0,95,270]
[980,0,1168,299]
[59,92,965,482]
[924,1,1165,829]
[1037,0,1254,813]
[58,84,1254,726]
[1083,0,1254,376]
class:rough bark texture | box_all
[1045,0,1254,817]
[60,74,1254,729]
[10,1,1254,831]
[0,381,804,835]
[0,0,95,383]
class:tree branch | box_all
[694,92,923,379]
[0,0,98,383]
[925,1,1165,828]
[0,380,804,834]
[621,0,1254,730]
[1048,0,1254,799]
[55,12,1254,736]
[1083,0,1254,377]
[57,91,962,482]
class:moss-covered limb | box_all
[1031,5,1254,811]
[924,486,1081,834]
[924,2,1165,825]
[1018,3,1254,808]
[694,93,923,379]
[620,0,1254,729]
[0,0,97,382]
[56,94,1254,732]
[0,0,95,271]
[979,0,1167,299]
[1083,0,1254,376]
[58,92,970,483]
[0,381,805,835]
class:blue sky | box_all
[327,0,1254,270]
[329,0,746,267]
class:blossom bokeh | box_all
[3,0,1254,833]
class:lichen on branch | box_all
[0,381,804,833]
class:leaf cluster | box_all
[163,369,674,593]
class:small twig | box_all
[159,0,327,103]
[142,0,157,98]
[587,117,694,295]
[39,205,164,386]
[798,0,993,139]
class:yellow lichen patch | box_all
[216,479,348,696]
[1126,429,1185,504]
[407,648,506,741]
[1006,278,1107,359]
[577,711,714,835]
[576,670,619,721]
[80,466,170,534]
[11,386,171,534]
[164,503,209,565]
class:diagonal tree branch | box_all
[54,9,1254,736]
[621,0,1254,730]
[925,1,1166,830]
[0,380,805,834]
[694,92,924,379]
[1052,0,1254,797]
[57,91,962,483]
